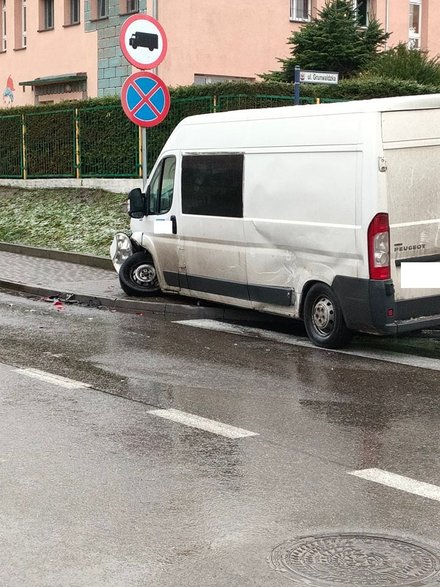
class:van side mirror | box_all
[128,188,148,219]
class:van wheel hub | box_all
[132,263,157,286]
[312,296,335,334]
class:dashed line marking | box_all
[147,408,259,439]
[349,468,440,502]
[174,319,440,372]
[15,368,91,389]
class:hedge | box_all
[1,77,439,178]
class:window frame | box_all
[97,0,107,19]
[70,0,80,24]
[126,0,138,14]
[22,0,26,45]
[353,0,370,27]
[147,156,176,216]
[290,0,311,22]
[409,0,422,49]
[41,0,54,30]
[1,0,6,51]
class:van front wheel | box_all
[303,283,352,349]
[119,252,161,297]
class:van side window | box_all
[148,156,176,215]
[182,154,243,217]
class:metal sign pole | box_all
[294,65,301,106]
[141,0,159,185]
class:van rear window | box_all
[182,154,243,218]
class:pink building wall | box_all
[1,1,97,109]
[158,0,298,86]
[158,0,440,87]
[1,1,440,110]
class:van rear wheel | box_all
[304,283,352,348]
[119,252,161,297]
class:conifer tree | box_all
[262,0,389,81]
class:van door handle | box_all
[171,215,177,235]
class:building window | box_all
[64,0,80,24]
[71,0,80,24]
[1,0,6,51]
[119,0,138,14]
[353,0,370,27]
[22,0,26,45]
[91,0,108,20]
[409,0,421,48]
[14,0,26,49]
[97,0,107,18]
[182,154,244,218]
[40,0,54,30]
[194,74,255,85]
[290,0,311,21]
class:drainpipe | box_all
[385,0,390,48]
[152,0,158,73]
[152,0,158,20]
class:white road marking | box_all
[174,319,440,372]
[349,468,440,502]
[147,408,259,439]
[15,368,91,389]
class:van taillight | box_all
[368,213,390,280]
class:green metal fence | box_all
[0,115,23,178]
[78,104,139,178]
[25,109,76,178]
[0,94,335,180]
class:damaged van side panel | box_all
[243,149,361,316]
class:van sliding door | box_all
[179,153,251,305]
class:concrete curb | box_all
[0,276,278,322]
[0,277,231,318]
[0,242,277,323]
[0,241,113,270]
[0,178,141,195]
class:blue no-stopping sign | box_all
[121,71,170,128]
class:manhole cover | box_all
[270,533,440,586]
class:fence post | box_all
[74,108,80,179]
[21,115,27,180]
[213,95,217,113]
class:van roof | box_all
[178,93,440,127]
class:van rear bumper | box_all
[332,276,440,335]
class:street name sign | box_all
[120,14,168,70]
[300,71,339,85]
[121,71,170,128]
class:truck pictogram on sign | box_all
[129,32,158,51]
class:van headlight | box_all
[110,232,133,273]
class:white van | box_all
[110,95,440,348]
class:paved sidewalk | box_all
[0,244,230,319]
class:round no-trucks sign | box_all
[121,71,170,128]
[119,14,168,70]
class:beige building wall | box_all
[1,1,440,110]
[158,0,440,87]
[1,1,97,109]
[158,0,298,86]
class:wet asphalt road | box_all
[0,290,439,586]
